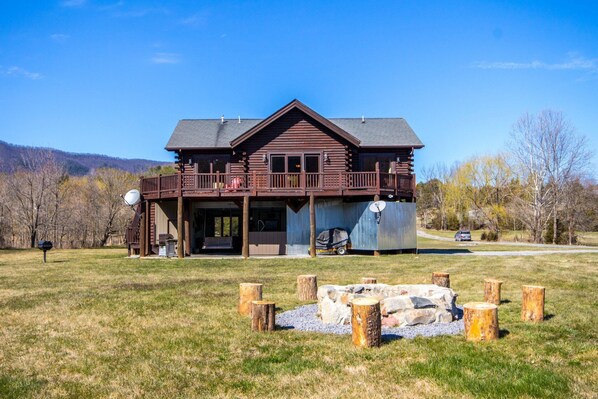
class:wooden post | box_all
[139,202,146,257]
[184,199,191,256]
[373,194,380,257]
[297,275,317,301]
[251,301,275,332]
[351,297,381,348]
[463,302,499,341]
[239,283,262,316]
[177,195,184,258]
[432,272,450,288]
[361,277,377,284]
[521,285,545,322]
[484,279,503,305]
[242,195,249,259]
[309,193,316,258]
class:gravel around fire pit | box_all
[276,304,464,339]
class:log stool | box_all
[297,274,318,301]
[521,285,545,322]
[361,277,377,284]
[484,279,503,305]
[432,272,450,288]
[251,301,275,332]
[351,297,381,348]
[463,302,499,341]
[239,283,263,316]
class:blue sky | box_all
[1,0,597,176]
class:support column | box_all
[373,194,380,257]
[184,200,191,256]
[242,195,249,259]
[139,202,146,257]
[309,193,316,258]
[177,195,184,258]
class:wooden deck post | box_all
[309,193,316,258]
[242,195,249,259]
[177,195,184,258]
[139,202,146,257]
[373,194,380,257]
[184,199,191,256]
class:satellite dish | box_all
[123,189,141,206]
[368,200,386,213]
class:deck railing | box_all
[140,171,415,198]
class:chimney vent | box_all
[361,115,365,123]
[238,115,241,123]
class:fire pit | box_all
[317,283,458,327]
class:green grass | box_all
[0,248,596,398]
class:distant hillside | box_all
[0,140,170,176]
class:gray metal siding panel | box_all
[378,202,417,250]
[286,200,417,253]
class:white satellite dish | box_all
[369,200,387,213]
[123,189,141,206]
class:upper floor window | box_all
[360,153,394,173]
[192,154,230,173]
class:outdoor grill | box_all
[158,234,176,257]
[38,240,53,263]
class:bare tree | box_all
[536,110,593,243]
[562,178,597,245]
[5,151,66,247]
[421,163,452,229]
[509,110,593,243]
[509,113,553,243]
[91,168,137,247]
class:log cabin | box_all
[127,99,424,257]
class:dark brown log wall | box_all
[234,108,354,174]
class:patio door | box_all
[270,154,301,188]
[305,154,320,188]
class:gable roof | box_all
[229,99,361,147]
[165,100,424,150]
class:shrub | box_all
[481,231,499,241]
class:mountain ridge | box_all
[0,140,170,175]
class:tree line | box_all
[0,150,143,249]
[417,110,597,244]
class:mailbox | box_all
[38,240,53,263]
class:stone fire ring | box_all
[276,304,464,340]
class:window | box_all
[192,155,230,173]
[213,216,239,237]
[361,153,394,173]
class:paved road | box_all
[417,230,598,256]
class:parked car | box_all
[454,230,472,241]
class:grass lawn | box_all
[0,248,596,398]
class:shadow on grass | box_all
[544,313,555,321]
[499,329,510,338]
[418,249,473,254]
[500,299,512,304]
